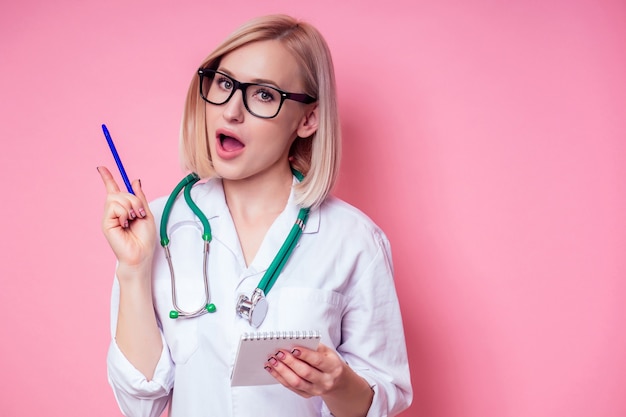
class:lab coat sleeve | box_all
[323,229,413,417]
[106,277,175,417]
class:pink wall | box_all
[1,1,624,416]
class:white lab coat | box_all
[107,177,412,417]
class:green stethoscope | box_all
[160,169,309,328]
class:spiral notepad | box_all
[231,330,321,386]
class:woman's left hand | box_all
[265,343,374,417]
[265,343,344,397]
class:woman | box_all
[99,14,412,417]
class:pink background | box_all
[1,1,625,416]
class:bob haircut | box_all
[179,14,341,209]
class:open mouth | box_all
[218,133,245,152]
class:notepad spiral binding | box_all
[241,330,321,341]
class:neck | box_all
[222,166,293,221]
[223,165,294,266]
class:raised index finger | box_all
[97,166,121,194]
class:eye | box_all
[252,87,276,103]
[216,76,233,91]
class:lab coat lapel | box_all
[193,179,243,264]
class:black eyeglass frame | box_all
[197,68,317,119]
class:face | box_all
[204,40,318,183]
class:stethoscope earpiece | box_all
[169,303,217,319]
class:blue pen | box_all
[102,124,135,194]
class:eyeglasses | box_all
[198,68,317,119]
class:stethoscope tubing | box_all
[160,173,203,247]
[161,173,214,319]
[161,169,308,324]
[258,207,309,294]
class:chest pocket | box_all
[158,308,200,365]
[273,287,346,347]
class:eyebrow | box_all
[218,68,282,89]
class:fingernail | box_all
[138,179,142,188]
[129,209,136,219]
[264,365,272,373]
[123,221,129,229]
[96,166,101,173]
[291,349,301,357]
[267,357,278,366]
[275,351,285,360]
[138,208,146,218]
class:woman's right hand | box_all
[97,166,156,269]
[99,167,164,380]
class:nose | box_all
[222,88,245,123]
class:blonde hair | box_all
[179,14,341,208]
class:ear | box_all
[296,105,319,138]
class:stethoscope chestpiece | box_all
[236,288,269,328]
